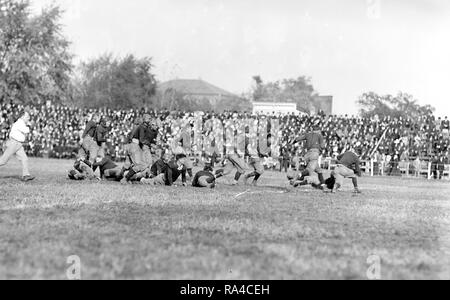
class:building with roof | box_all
[312,95,333,115]
[158,79,250,112]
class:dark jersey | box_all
[145,128,158,146]
[93,157,118,178]
[82,121,97,139]
[95,125,109,144]
[337,151,361,176]
[150,159,168,177]
[136,125,158,148]
[192,171,215,187]
[164,160,187,186]
[297,131,325,151]
[127,125,140,143]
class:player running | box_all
[243,137,270,186]
[215,153,249,186]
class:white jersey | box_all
[9,118,30,143]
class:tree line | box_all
[0,0,435,117]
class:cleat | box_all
[22,175,35,182]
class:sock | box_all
[247,172,257,179]
[126,169,136,181]
[211,153,217,167]
[254,174,261,182]
[318,173,325,185]
[234,172,242,181]
[352,178,359,189]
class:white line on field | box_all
[234,190,251,199]
[234,189,289,199]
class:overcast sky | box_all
[31,0,450,116]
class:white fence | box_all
[321,158,450,180]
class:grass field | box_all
[1,158,449,280]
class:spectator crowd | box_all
[1,101,449,178]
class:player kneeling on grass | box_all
[137,150,171,185]
[92,156,124,181]
[141,154,187,186]
[68,159,99,181]
[328,149,362,194]
[173,143,194,179]
[192,165,216,189]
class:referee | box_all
[0,111,35,182]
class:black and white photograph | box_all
[1,0,449,283]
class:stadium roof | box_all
[159,79,238,98]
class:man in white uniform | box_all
[0,111,35,182]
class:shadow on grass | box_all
[0,175,23,180]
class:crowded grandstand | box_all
[1,100,449,180]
